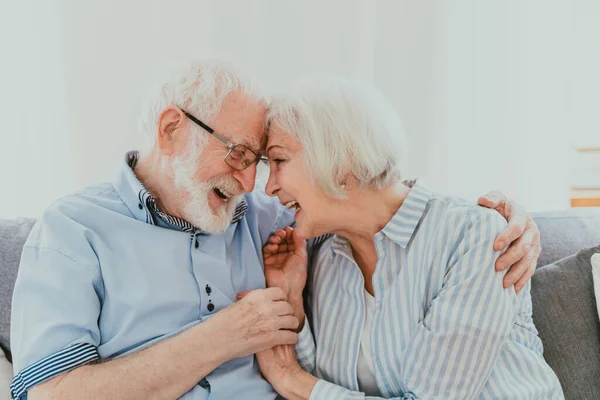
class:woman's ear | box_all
[156,106,186,155]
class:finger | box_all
[266,286,287,301]
[274,242,295,254]
[267,235,282,244]
[514,246,540,293]
[265,253,290,266]
[496,227,535,270]
[263,243,280,254]
[274,300,295,316]
[502,245,537,288]
[494,213,527,251]
[274,330,299,345]
[291,229,307,254]
[477,191,506,208]
[267,230,286,244]
[278,315,300,330]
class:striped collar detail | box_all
[331,179,430,256]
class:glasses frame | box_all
[183,111,268,170]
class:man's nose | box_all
[233,163,257,193]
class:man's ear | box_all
[156,106,186,155]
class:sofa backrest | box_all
[533,207,600,267]
[0,218,35,361]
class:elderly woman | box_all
[255,78,564,399]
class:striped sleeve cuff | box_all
[295,316,316,373]
[309,379,364,400]
[309,379,419,400]
[10,342,99,400]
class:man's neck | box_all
[134,150,185,219]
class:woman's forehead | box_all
[266,126,295,149]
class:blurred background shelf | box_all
[570,147,600,207]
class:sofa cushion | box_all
[531,245,600,399]
[532,207,600,267]
[593,253,600,322]
[0,218,35,361]
[0,349,12,400]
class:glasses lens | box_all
[227,145,258,170]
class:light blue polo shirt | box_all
[10,152,294,400]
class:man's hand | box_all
[208,287,299,359]
[478,191,541,293]
[261,227,308,329]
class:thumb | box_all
[291,229,307,256]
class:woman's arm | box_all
[261,228,317,372]
[261,210,516,400]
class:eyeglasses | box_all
[183,111,268,171]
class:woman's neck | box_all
[331,181,411,294]
[333,180,410,244]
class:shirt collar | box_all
[379,178,431,248]
[331,179,431,257]
[113,151,247,233]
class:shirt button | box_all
[205,285,212,295]
[138,203,143,210]
[207,302,215,312]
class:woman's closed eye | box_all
[271,158,286,165]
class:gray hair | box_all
[266,77,406,199]
[139,58,266,150]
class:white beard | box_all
[170,144,243,234]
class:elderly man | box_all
[10,59,540,400]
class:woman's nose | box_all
[265,174,279,197]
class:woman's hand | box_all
[478,191,541,292]
[261,227,308,328]
[256,344,317,400]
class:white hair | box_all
[266,77,407,199]
[139,58,266,151]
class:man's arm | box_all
[11,246,298,400]
[27,287,299,400]
[29,319,227,400]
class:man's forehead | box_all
[228,130,265,154]
[213,93,267,152]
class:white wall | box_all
[1,0,598,218]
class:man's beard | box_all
[170,142,243,234]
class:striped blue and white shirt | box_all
[296,181,564,399]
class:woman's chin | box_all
[295,223,325,241]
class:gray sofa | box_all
[1,209,600,399]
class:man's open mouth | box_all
[214,188,232,200]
